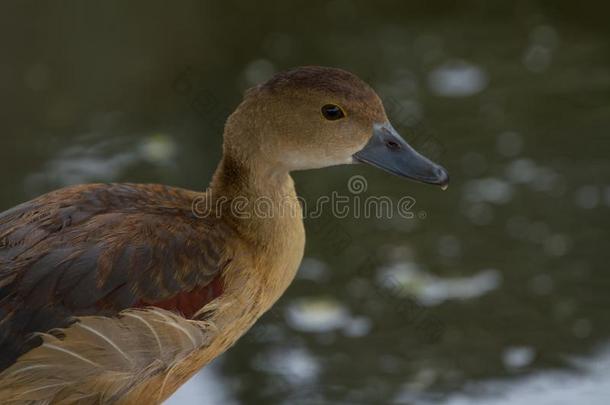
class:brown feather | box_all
[0,183,233,370]
[0,308,215,404]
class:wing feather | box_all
[0,308,216,404]
[0,183,232,371]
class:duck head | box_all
[223,66,448,188]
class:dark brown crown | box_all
[262,66,375,99]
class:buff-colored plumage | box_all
[0,308,215,404]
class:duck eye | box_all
[321,104,345,121]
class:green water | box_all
[1,1,609,404]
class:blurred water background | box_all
[1,1,609,404]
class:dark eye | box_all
[321,104,345,120]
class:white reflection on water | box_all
[284,296,373,337]
[463,202,494,226]
[429,345,610,405]
[502,346,536,370]
[463,177,513,204]
[285,297,368,337]
[505,158,538,184]
[165,361,237,405]
[253,347,319,385]
[25,133,177,193]
[543,233,571,257]
[296,257,330,282]
[522,25,559,73]
[168,344,610,405]
[504,158,560,192]
[428,60,488,97]
[506,158,559,191]
[286,297,350,333]
[505,216,571,258]
[377,262,501,306]
[26,145,135,189]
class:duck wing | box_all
[0,183,233,372]
[0,307,215,404]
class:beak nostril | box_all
[385,140,400,150]
[359,122,448,188]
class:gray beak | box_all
[353,123,449,189]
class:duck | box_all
[0,66,448,404]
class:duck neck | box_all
[208,153,301,244]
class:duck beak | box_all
[353,123,449,189]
